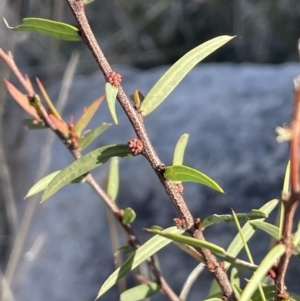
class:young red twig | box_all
[65,1,235,300]
[275,77,300,300]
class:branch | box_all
[275,76,300,300]
[65,1,235,300]
[0,51,179,301]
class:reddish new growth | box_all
[174,217,187,229]
[106,71,122,87]
[127,138,144,155]
[68,116,79,149]
[267,266,278,280]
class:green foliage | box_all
[120,283,160,301]
[201,210,267,230]
[140,35,235,116]
[96,227,184,299]
[42,145,132,202]
[4,18,80,41]
[4,8,298,300]
[105,82,119,124]
[164,165,224,193]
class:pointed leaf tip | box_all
[164,165,224,193]
[4,79,39,119]
[4,18,80,41]
[74,95,104,136]
[96,226,184,299]
[42,144,132,202]
[140,35,235,116]
[105,83,118,125]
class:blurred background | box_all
[1,1,300,301]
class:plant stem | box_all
[65,1,235,300]
[275,76,300,300]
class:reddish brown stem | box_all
[275,76,300,300]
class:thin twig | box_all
[275,76,300,301]
[180,263,205,301]
[64,1,235,300]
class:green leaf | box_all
[250,221,280,240]
[120,283,160,301]
[25,171,86,198]
[282,160,291,200]
[74,96,104,137]
[36,77,63,121]
[173,133,189,165]
[201,210,267,230]
[96,226,184,299]
[82,0,95,4]
[22,118,46,130]
[42,144,132,202]
[79,123,112,150]
[164,165,224,193]
[232,209,266,301]
[207,281,221,298]
[225,199,279,269]
[25,171,60,198]
[230,268,241,300]
[106,157,119,201]
[252,285,300,301]
[140,35,234,116]
[146,228,225,256]
[239,244,286,301]
[122,207,136,224]
[4,18,80,41]
[105,82,118,125]
[202,298,223,301]
[293,222,300,247]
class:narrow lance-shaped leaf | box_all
[130,90,145,108]
[201,210,267,230]
[79,123,112,150]
[36,77,62,120]
[25,171,60,198]
[173,133,189,166]
[120,283,160,301]
[4,18,80,41]
[25,170,86,198]
[293,222,300,247]
[42,144,132,202]
[74,96,104,136]
[232,209,266,301]
[164,165,224,193]
[225,199,279,269]
[4,79,39,119]
[48,114,69,136]
[230,267,241,300]
[146,228,225,256]
[105,82,118,124]
[239,244,286,301]
[250,221,280,240]
[96,226,184,299]
[140,35,235,116]
[106,157,119,201]
[282,160,291,200]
